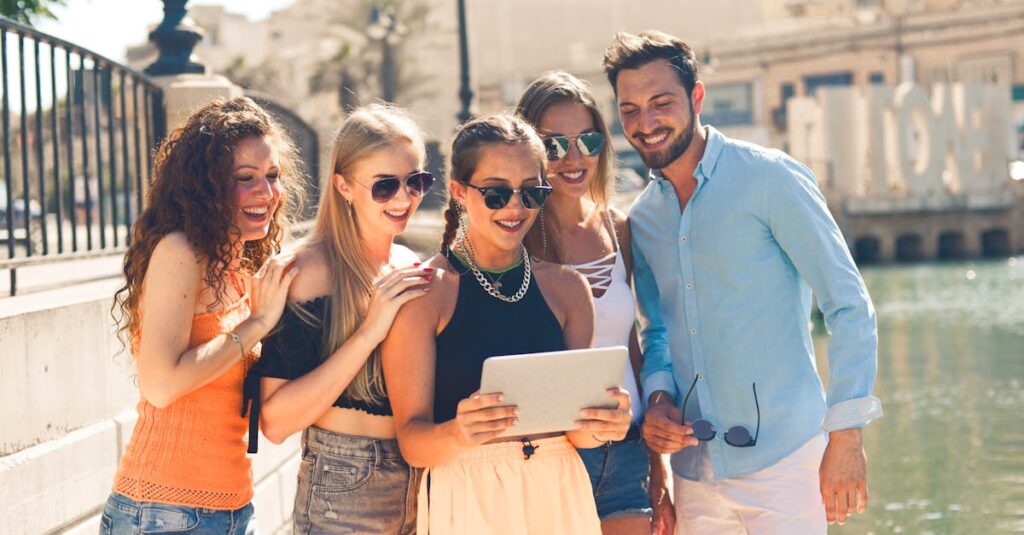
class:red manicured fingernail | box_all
[414,262,421,266]
[423,268,434,273]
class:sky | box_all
[36,0,297,63]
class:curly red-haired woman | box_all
[104,97,302,533]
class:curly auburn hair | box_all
[113,97,303,349]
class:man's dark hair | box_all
[602,30,700,95]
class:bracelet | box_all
[228,331,246,359]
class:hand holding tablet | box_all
[479,346,631,438]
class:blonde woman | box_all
[383,114,632,534]
[516,71,674,535]
[245,104,434,533]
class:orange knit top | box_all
[113,294,259,510]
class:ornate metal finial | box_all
[145,0,206,76]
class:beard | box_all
[634,100,696,170]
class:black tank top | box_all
[433,248,566,423]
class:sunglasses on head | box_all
[543,132,606,161]
[356,171,435,203]
[464,182,552,210]
[682,374,760,448]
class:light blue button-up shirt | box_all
[631,126,882,480]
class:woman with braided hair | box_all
[382,113,632,533]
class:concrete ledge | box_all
[0,292,137,457]
[0,420,118,533]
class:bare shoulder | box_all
[397,253,456,323]
[608,206,630,240]
[533,259,589,305]
[288,242,331,302]
[149,231,201,278]
[391,243,421,266]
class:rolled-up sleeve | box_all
[764,157,883,431]
[631,223,678,405]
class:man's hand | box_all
[819,428,868,525]
[642,391,698,454]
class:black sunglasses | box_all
[464,183,552,210]
[682,375,760,448]
[543,132,605,161]
[357,171,435,203]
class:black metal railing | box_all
[0,16,165,296]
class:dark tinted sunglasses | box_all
[543,132,605,161]
[682,374,760,448]
[359,171,435,203]
[464,183,552,210]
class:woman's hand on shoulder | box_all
[249,252,300,334]
[357,261,436,346]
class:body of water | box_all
[819,256,1024,534]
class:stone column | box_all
[152,74,243,133]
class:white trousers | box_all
[674,433,828,535]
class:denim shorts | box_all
[293,426,419,534]
[577,425,653,521]
[99,492,254,534]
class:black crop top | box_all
[241,296,392,453]
[432,249,567,423]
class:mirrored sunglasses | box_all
[543,132,606,161]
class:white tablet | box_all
[479,346,629,438]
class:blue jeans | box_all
[99,493,254,534]
[577,425,653,521]
[293,426,419,534]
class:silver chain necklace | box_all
[455,237,531,303]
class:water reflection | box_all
[818,256,1024,534]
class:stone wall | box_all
[0,282,301,534]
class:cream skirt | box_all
[417,435,602,534]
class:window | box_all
[804,72,853,96]
[772,83,796,131]
[701,82,753,127]
[869,72,885,85]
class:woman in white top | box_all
[516,71,674,535]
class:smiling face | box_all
[616,59,703,170]
[452,143,544,255]
[231,135,283,243]
[537,100,599,201]
[336,141,424,239]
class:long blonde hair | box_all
[299,103,425,406]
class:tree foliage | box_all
[0,0,66,26]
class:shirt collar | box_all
[647,125,725,184]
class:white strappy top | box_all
[567,211,643,422]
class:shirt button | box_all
[681,236,688,242]
[686,283,693,290]
[698,374,704,381]
[690,328,697,335]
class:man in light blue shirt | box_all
[603,31,882,533]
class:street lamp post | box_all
[145,0,206,76]
[456,0,473,123]
[367,6,402,104]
